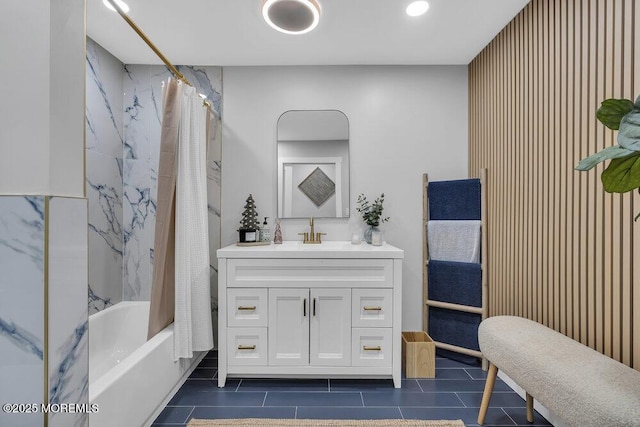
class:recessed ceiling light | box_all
[103,0,130,13]
[406,1,429,17]
[262,0,321,35]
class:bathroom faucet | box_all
[298,217,326,244]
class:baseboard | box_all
[497,370,567,427]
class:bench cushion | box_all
[479,316,640,426]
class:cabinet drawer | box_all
[228,288,268,327]
[352,289,392,328]
[227,327,267,366]
[351,328,392,367]
[227,258,393,288]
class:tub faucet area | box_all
[298,217,326,244]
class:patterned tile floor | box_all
[152,351,551,426]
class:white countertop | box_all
[217,240,404,259]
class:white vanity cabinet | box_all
[217,241,404,388]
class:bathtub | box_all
[89,302,206,427]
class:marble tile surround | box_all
[86,38,124,314]
[86,38,223,333]
[0,197,89,427]
[48,197,89,427]
[0,196,45,426]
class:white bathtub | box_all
[89,302,206,427]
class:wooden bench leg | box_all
[477,362,498,425]
[526,392,534,422]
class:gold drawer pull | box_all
[364,306,382,311]
[238,345,256,350]
[363,346,382,351]
[238,306,257,311]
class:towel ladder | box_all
[423,169,488,370]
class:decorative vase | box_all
[371,228,383,246]
[364,225,380,244]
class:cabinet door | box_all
[309,288,351,366]
[268,288,309,365]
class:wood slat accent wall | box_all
[469,0,639,369]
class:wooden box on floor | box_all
[402,331,435,378]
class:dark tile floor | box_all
[152,351,551,426]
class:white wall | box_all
[0,0,85,196]
[1,2,50,193]
[222,65,468,330]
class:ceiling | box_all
[87,0,530,66]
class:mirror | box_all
[277,110,350,219]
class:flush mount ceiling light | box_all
[103,0,130,13]
[262,0,321,35]
[406,0,429,17]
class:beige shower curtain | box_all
[148,79,182,339]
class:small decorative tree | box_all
[239,194,261,230]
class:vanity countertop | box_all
[217,241,403,259]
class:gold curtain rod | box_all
[105,0,192,87]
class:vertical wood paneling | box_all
[633,0,640,370]
[469,0,639,370]
[620,0,633,368]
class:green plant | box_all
[356,193,389,226]
[576,95,640,215]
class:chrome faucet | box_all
[299,217,326,244]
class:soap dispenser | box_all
[260,217,271,242]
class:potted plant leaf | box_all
[576,94,640,218]
[356,193,389,244]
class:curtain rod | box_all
[105,0,192,87]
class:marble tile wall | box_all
[0,196,45,426]
[207,93,222,344]
[0,196,89,427]
[48,197,89,427]
[86,38,124,314]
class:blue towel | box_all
[429,179,481,220]
[428,260,482,308]
[436,348,480,366]
[428,307,481,352]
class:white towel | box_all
[427,220,481,263]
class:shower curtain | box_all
[148,78,213,360]
[173,84,213,359]
[148,79,181,340]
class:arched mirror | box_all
[277,110,350,219]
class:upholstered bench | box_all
[477,315,640,426]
